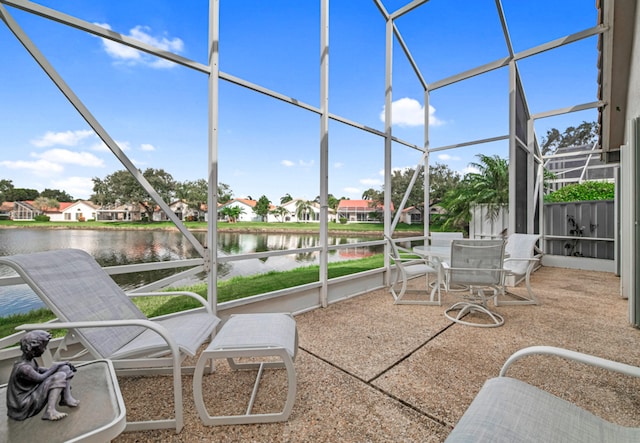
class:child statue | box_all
[6,330,80,421]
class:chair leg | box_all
[445,288,504,327]
[495,270,539,306]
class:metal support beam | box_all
[319,0,330,308]
[207,0,220,314]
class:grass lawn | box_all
[0,219,425,234]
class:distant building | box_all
[218,198,262,222]
[0,201,14,219]
[53,200,99,222]
[400,206,423,225]
[336,200,393,223]
[96,203,144,221]
[3,200,98,221]
[266,199,315,223]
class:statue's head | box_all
[20,330,52,357]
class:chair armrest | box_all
[389,254,437,267]
[16,319,181,360]
[499,346,640,378]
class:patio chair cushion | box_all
[503,233,541,277]
[446,376,640,443]
[112,311,218,358]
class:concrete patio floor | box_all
[114,266,640,442]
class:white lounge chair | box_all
[0,249,299,433]
[443,239,507,327]
[495,233,542,306]
[445,346,640,442]
[385,235,440,305]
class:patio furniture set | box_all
[1,246,639,442]
[387,233,541,327]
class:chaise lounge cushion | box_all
[445,376,640,443]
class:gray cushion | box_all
[446,377,640,443]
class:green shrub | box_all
[544,181,614,203]
[34,215,50,222]
[339,217,348,224]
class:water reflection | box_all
[0,228,382,316]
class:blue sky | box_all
[0,0,599,203]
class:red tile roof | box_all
[337,199,393,211]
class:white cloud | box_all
[333,162,344,169]
[90,140,130,152]
[32,149,104,167]
[281,159,314,167]
[379,97,444,127]
[437,153,461,161]
[31,130,95,148]
[140,143,156,151]
[360,178,382,186]
[51,177,95,200]
[95,23,184,69]
[0,159,64,176]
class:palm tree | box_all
[465,154,508,217]
[280,193,293,204]
[220,205,244,223]
[440,154,508,231]
[295,200,314,222]
[270,206,290,222]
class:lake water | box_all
[0,228,382,316]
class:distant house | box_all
[336,200,393,223]
[5,200,98,221]
[58,200,99,222]
[96,203,144,221]
[152,200,205,222]
[266,199,314,223]
[217,198,261,222]
[0,202,14,219]
[265,199,336,223]
[400,206,423,225]
[11,201,37,220]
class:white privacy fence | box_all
[470,202,616,261]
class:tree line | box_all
[1,122,598,229]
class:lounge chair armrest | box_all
[17,319,181,359]
[499,346,640,378]
[127,290,212,313]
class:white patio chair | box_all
[430,231,464,247]
[495,233,542,306]
[385,235,441,305]
[430,232,464,290]
[443,239,507,327]
[445,346,640,442]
